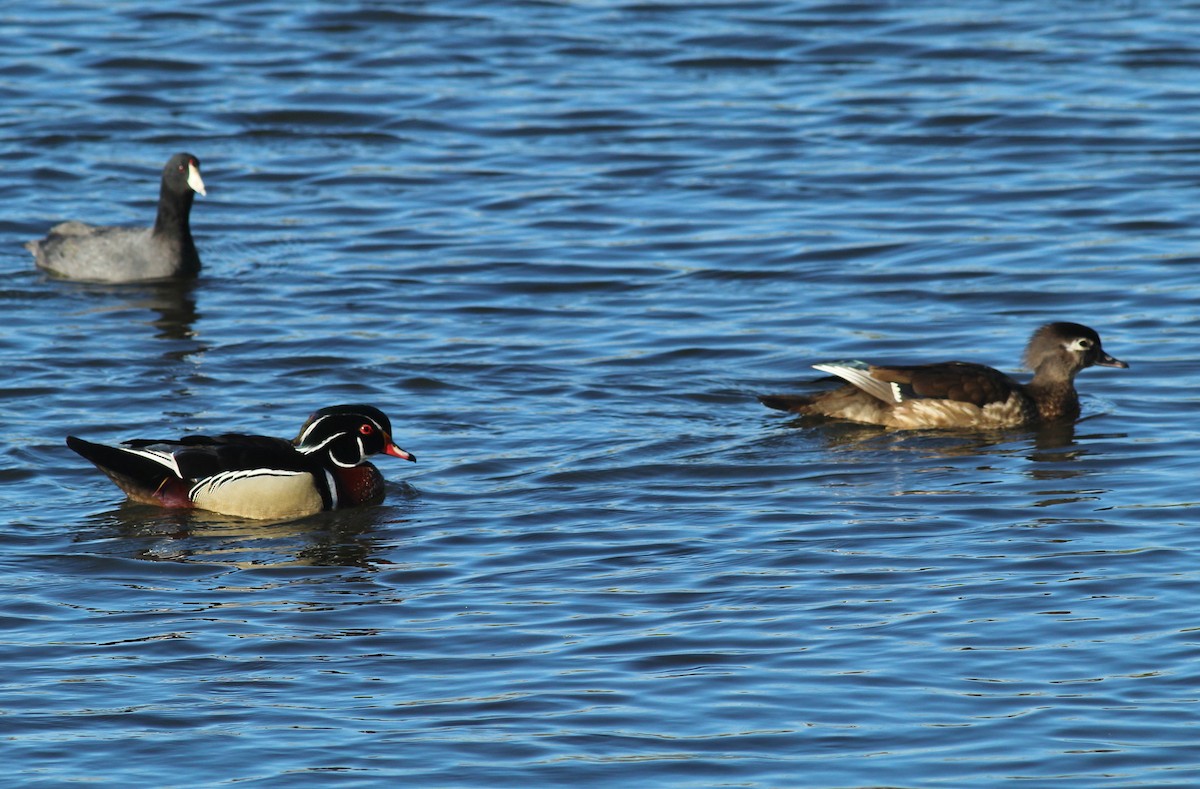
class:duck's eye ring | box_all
[359,423,374,436]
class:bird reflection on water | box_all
[76,490,420,570]
[766,412,1127,511]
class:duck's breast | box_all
[331,463,387,508]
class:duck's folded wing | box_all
[124,433,304,482]
[868,362,1016,407]
[66,435,182,496]
[812,361,899,404]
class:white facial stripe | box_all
[297,428,345,455]
[326,434,362,462]
[297,412,386,467]
[297,412,336,441]
[300,430,361,467]
[330,450,359,469]
[187,162,206,196]
[302,429,345,455]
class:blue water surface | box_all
[2,1,1200,786]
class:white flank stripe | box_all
[189,468,306,500]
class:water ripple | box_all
[3,1,1200,786]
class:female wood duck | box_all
[66,405,416,519]
[27,152,206,282]
[760,322,1127,430]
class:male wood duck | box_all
[759,322,1127,430]
[66,405,416,519]
[27,152,206,282]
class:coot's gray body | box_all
[27,153,206,283]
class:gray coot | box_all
[27,152,206,282]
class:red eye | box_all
[359,423,374,435]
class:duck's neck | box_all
[1026,367,1080,422]
[153,186,194,238]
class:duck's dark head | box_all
[1024,322,1128,378]
[294,404,416,468]
[162,152,206,198]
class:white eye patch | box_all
[1067,337,1093,352]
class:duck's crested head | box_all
[1023,322,1128,375]
[294,404,415,467]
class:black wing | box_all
[124,433,307,482]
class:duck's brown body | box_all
[760,323,1127,430]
